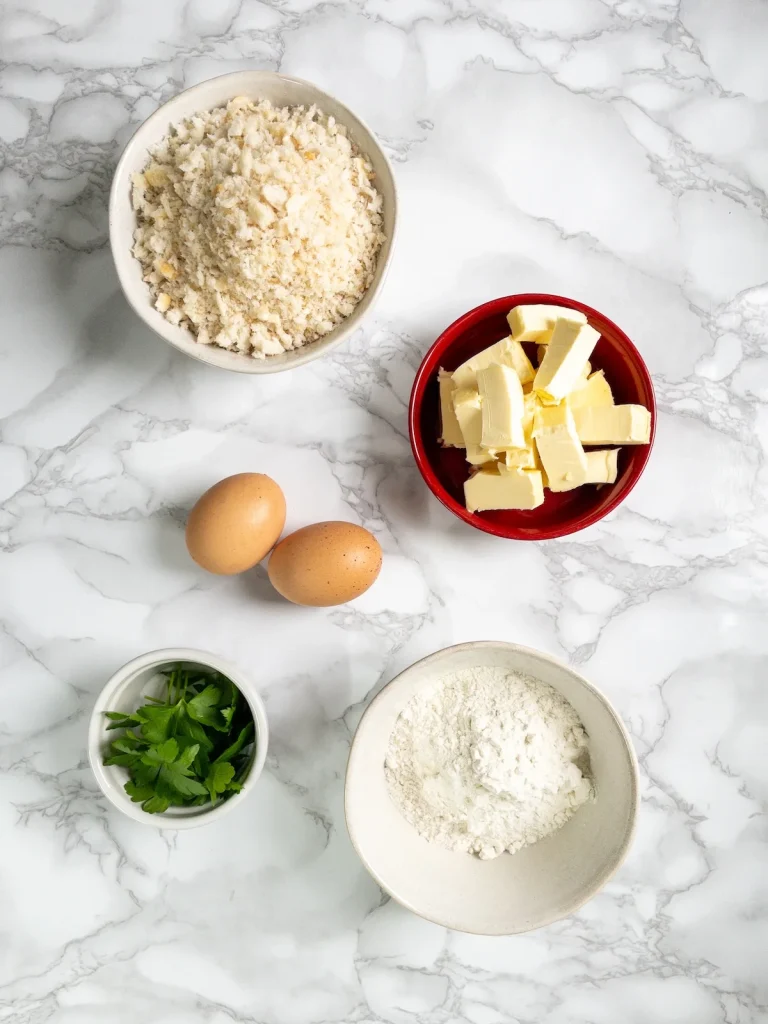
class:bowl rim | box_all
[408,292,657,539]
[109,69,398,375]
[87,647,269,829]
[344,640,640,935]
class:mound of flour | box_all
[384,665,593,859]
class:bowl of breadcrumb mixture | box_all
[110,71,397,373]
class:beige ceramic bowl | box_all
[345,642,638,935]
[109,71,397,374]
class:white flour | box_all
[385,665,593,859]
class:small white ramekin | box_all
[109,70,397,374]
[88,648,268,829]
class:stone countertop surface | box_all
[1,1,766,1022]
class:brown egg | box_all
[267,521,382,606]
[186,473,286,575]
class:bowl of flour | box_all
[345,642,638,935]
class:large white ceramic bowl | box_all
[110,71,397,374]
[345,642,638,935]
[88,648,268,829]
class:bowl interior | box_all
[90,655,261,825]
[110,71,396,374]
[345,643,638,935]
[409,293,656,539]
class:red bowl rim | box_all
[408,292,657,540]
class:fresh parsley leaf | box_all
[105,712,142,731]
[205,762,235,803]
[135,705,177,744]
[159,762,208,798]
[131,761,161,790]
[213,722,254,764]
[188,684,220,711]
[104,751,143,767]
[124,780,155,803]
[141,738,179,765]
[142,794,170,814]
[111,735,145,753]
[187,685,227,730]
[175,704,214,751]
[176,743,199,770]
[191,745,210,779]
[139,741,208,798]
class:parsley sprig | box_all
[104,665,255,815]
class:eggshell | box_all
[186,473,286,575]
[267,521,382,607]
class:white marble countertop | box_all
[1,1,766,1021]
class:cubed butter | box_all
[504,339,536,385]
[508,304,586,343]
[438,369,464,447]
[566,369,614,409]
[464,466,545,512]
[585,449,620,484]
[533,404,588,492]
[522,390,541,433]
[477,363,526,449]
[452,387,483,446]
[466,444,499,466]
[452,337,535,388]
[572,404,651,444]
[534,318,601,404]
[502,391,541,469]
[503,443,538,470]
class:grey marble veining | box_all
[1,1,767,1021]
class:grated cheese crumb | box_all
[131,97,386,359]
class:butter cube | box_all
[464,467,545,512]
[573,405,651,445]
[522,390,540,435]
[452,337,535,388]
[585,449,620,484]
[501,392,541,468]
[453,387,483,446]
[504,339,536,385]
[466,444,499,466]
[438,369,465,447]
[503,443,539,470]
[537,348,592,389]
[534,318,601,404]
[508,304,586,343]
[566,369,614,409]
[533,405,588,492]
[477,363,526,449]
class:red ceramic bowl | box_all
[409,293,656,540]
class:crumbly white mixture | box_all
[385,665,593,859]
[131,97,385,358]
